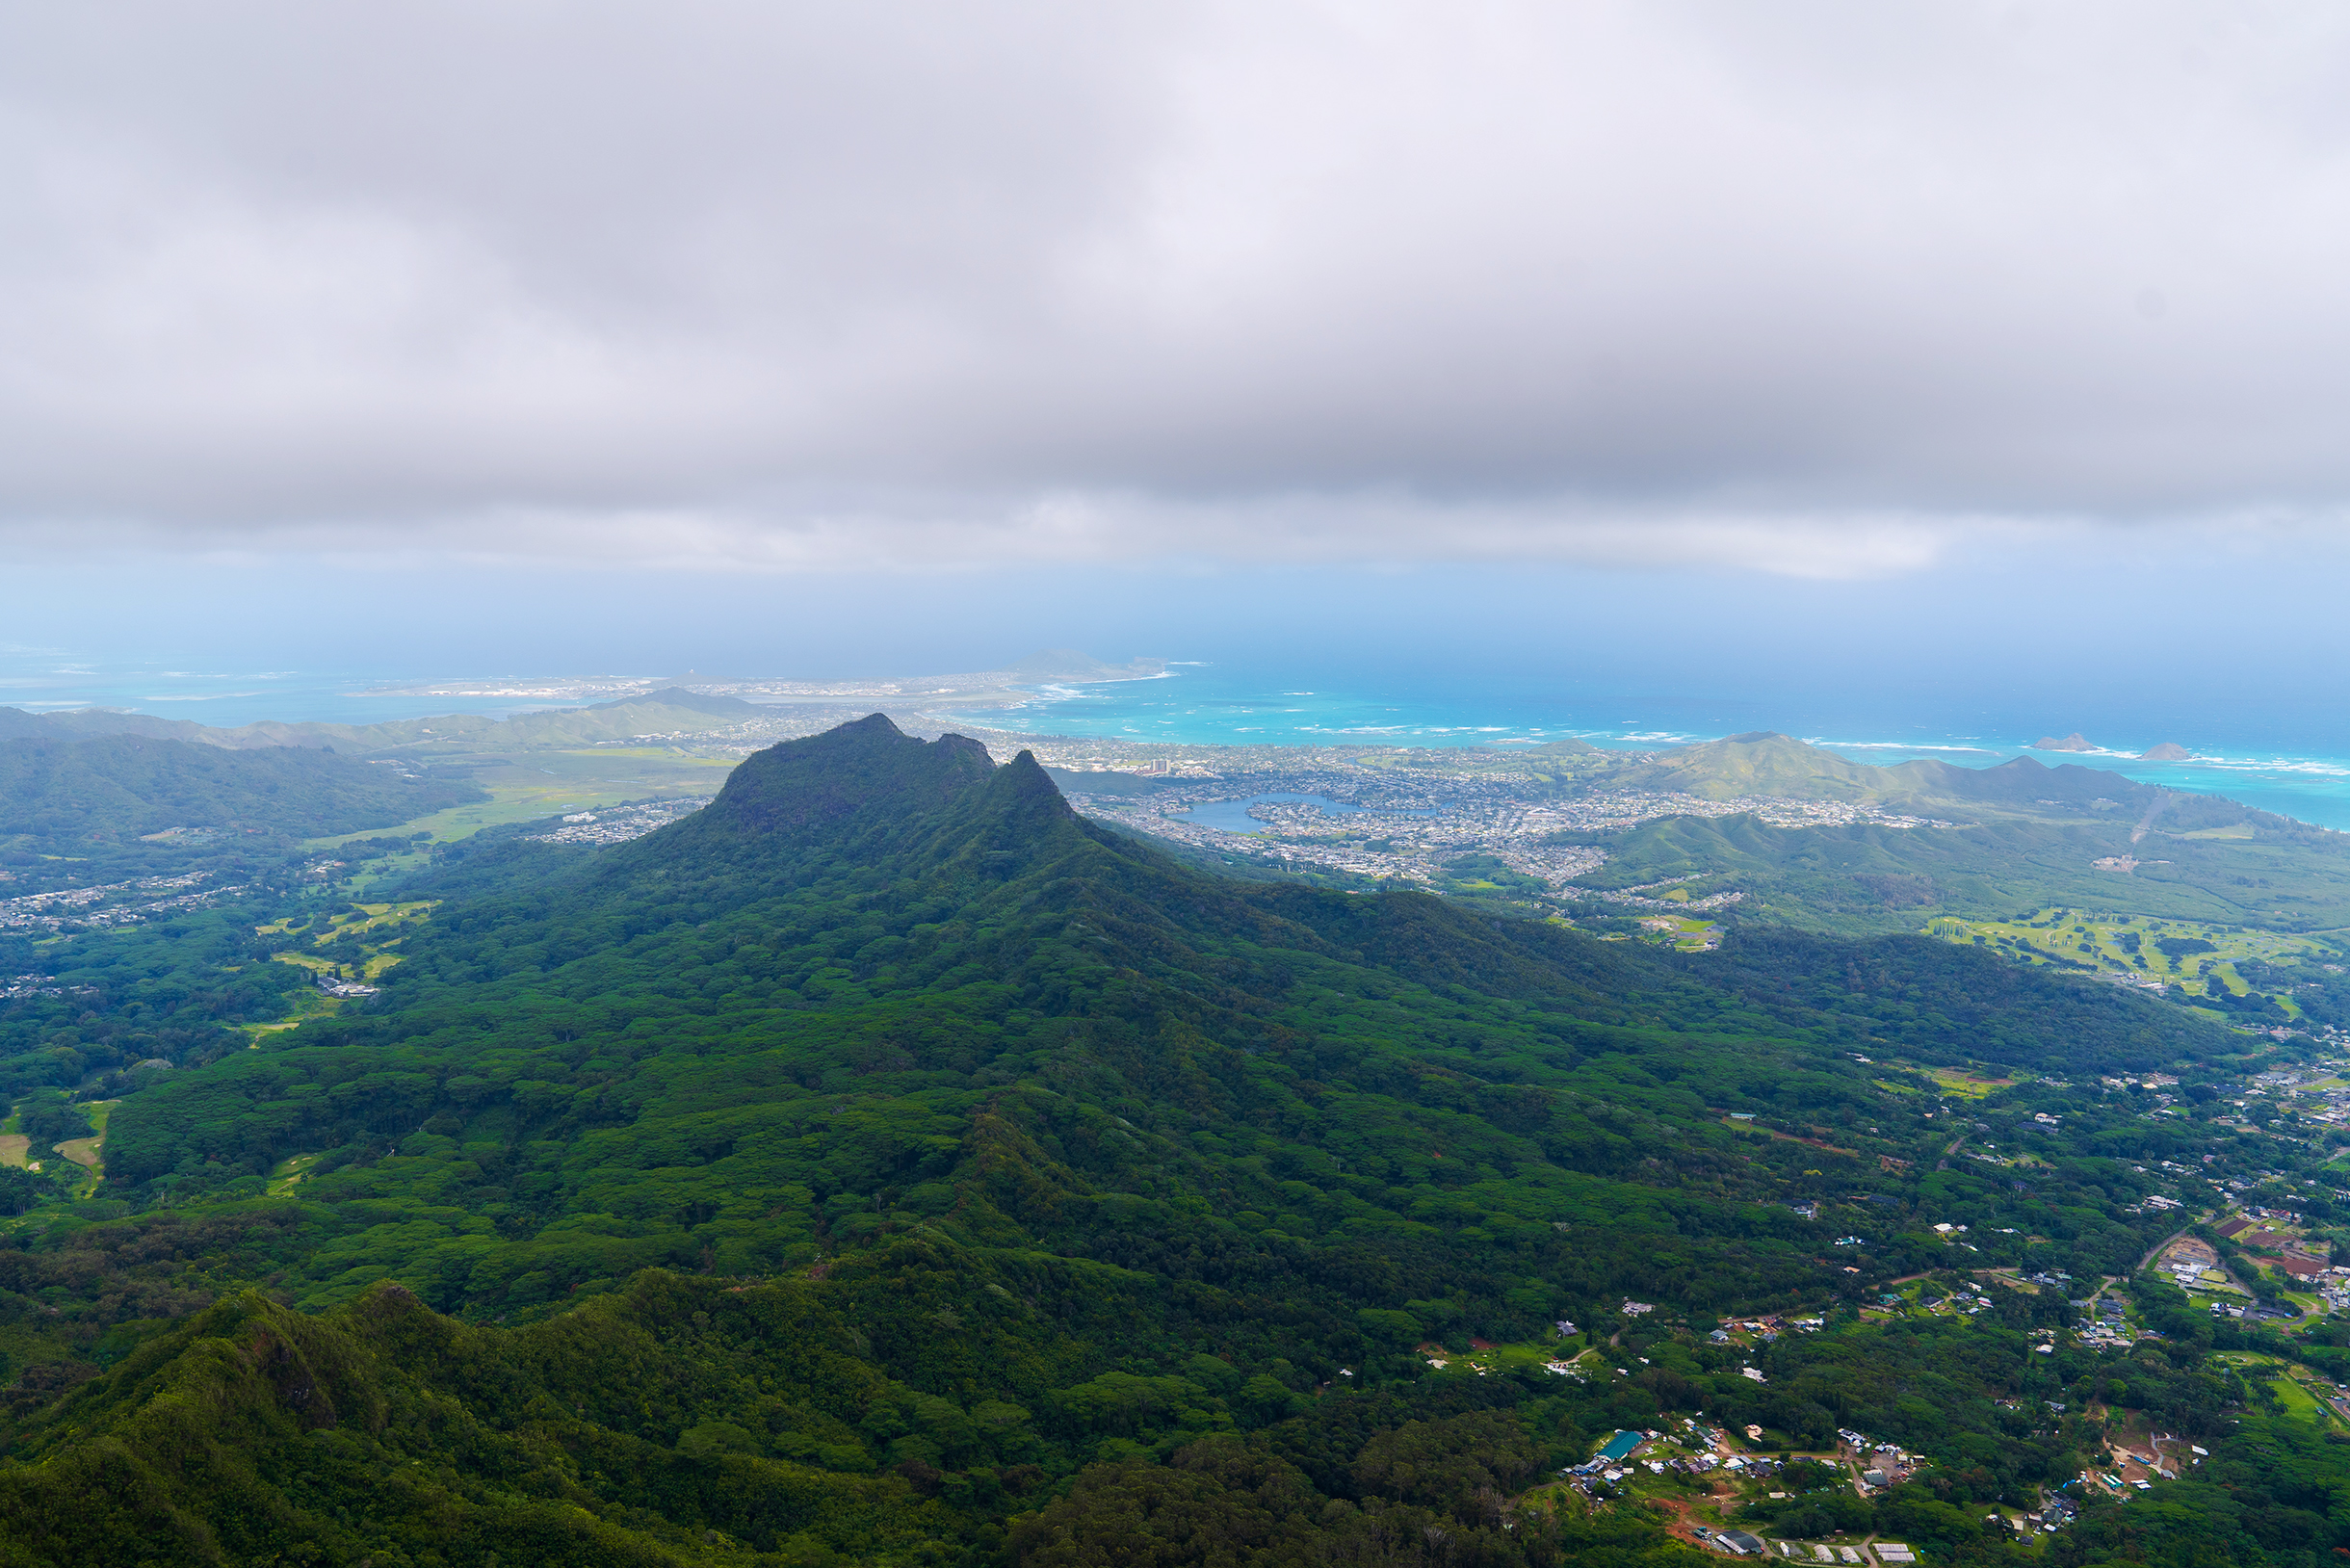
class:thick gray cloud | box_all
[3,2,2348,574]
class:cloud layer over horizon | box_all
[6,2,2350,576]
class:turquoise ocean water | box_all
[996,665,2350,832]
[3,653,2346,830]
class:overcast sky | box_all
[5,2,2349,581]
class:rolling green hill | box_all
[1612,732,2277,831]
[0,688,769,757]
[0,736,482,846]
[1567,809,2350,938]
[0,717,2334,1566]
[1609,732,1916,802]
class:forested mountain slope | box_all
[0,735,480,845]
[0,717,2320,1566]
[0,734,486,902]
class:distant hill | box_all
[0,706,225,747]
[0,690,773,756]
[1608,732,2266,831]
[1572,807,2350,935]
[2033,732,2095,751]
[0,735,483,844]
[1610,732,1898,802]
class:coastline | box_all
[6,652,2347,829]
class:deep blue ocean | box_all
[5,654,2346,829]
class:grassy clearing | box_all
[2183,1285,2252,1310]
[261,901,434,994]
[1422,1338,1593,1383]
[257,900,437,942]
[1921,1066,2022,1097]
[235,978,344,1045]
[1924,906,2329,1006]
[53,1100,116,1198]
[268,1152,322,1199]
[304,754,733,849]
[1634,913,1722,953]
[306,782,608,847]
[2268,1374,2328,1423]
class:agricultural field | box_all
[1635,913,1723,952]
[1924,906,2338,1006]
[302,750,731,850]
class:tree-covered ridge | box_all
[0,716,2337,1565]
[0,735,481,844]
[0,687,770,755]
[1578,732,2289,838]
[1560,808,2350,938]
[0,902,307,1104]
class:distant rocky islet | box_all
[2031,731,2196,762]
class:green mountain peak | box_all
[0,712,2292,1568]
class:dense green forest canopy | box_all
[0,716,2338,1566]
[0,735,481,844]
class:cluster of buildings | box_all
[1837,1431,1920,1494]
[1070,774,1954,901]
[2154,1237,2238,1302]
[0,872,233,932]
[1078,800,1442,886]
[527,797,715,847]
[312,972,379,1000]
[2076,1432,2201,1498]
[1566,1423,1789,1488]
[0,974,99,1000]
[1711,1541,1915,1562]
[2075,1296,2142,1347]
[1565,1422,1944,1560]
